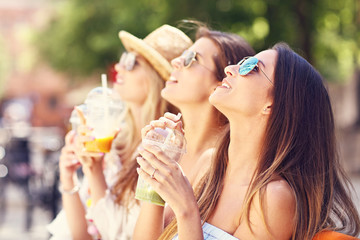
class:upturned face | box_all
[113,52,152,105]
[161,37,220,108]
[209,49,277,119]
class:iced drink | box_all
[69,104,87,132]
[84,136,115,153]
[135,127,186,206]
[84,86,124,153]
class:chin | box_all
[209,90,221,105]
[209,92,228,114]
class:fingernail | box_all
[136,167,141,173]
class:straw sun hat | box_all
[119,24,193,81]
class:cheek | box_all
[116,75,149,104]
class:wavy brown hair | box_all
[160,43,360,239]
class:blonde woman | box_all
[48,25,192,240]
[135,43,360,239]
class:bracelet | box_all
[59,184,81,195]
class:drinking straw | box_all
[101,74,110,135]
[101,73,108,94]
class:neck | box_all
[180,103,222,156]
[226,115,268,184]
[128,103,144,132]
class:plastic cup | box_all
[69,104,87,133]
[83,87,124,153]
[135,127,186,206]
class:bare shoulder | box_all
[265,179,295,206]
[234,178,296,240]
[262,179,296,239]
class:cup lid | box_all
[143,127,186,153]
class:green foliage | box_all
[33,0,360,83]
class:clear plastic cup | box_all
[69,104,87,133]
[135,127,186,206]
[83,87,125,153]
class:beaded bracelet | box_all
[58,184,81,195]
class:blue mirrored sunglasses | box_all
[237,56,273,85]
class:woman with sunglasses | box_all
[48,25,192,240]
[135,43,360,240]
[133,26,255,239]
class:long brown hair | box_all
[161,43,360,239]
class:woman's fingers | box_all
[77,134,95,144]
[65,130,76,145]
[75,107,86,125]
[141,112,184,139]
[136,157,165,181]
[164,112,182,122]
[77,125,92,136]
[141,124,155,139]
[63,158,80,167]
[138,144,174,166]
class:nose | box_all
[171,56,184,70]
[224,65,238,77]
[115,63,121,72]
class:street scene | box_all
[1,0,360,239]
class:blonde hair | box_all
[110,59,176,207]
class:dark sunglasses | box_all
[119,52,137,71]
[237,56,273,85]
[181,50,214,73]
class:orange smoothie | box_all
[85,136,114,153]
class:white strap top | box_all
[172,222,239,240]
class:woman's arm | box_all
[136,144,203,240]
[59,131,92,240]
[75,125,108,205]
[133,202,165,240]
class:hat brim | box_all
[119,31,172,81]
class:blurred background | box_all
[0,0,359,239]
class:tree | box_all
[33,0,360,84]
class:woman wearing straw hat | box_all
[83,24,254,240]
[48,25,192,240]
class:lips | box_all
[167,75,178,84]
[218,79,232,89]
[115,74,124,84]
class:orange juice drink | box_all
[85,135,114,153]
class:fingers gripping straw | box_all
[135,122,186,206]
[84,74,125,153]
